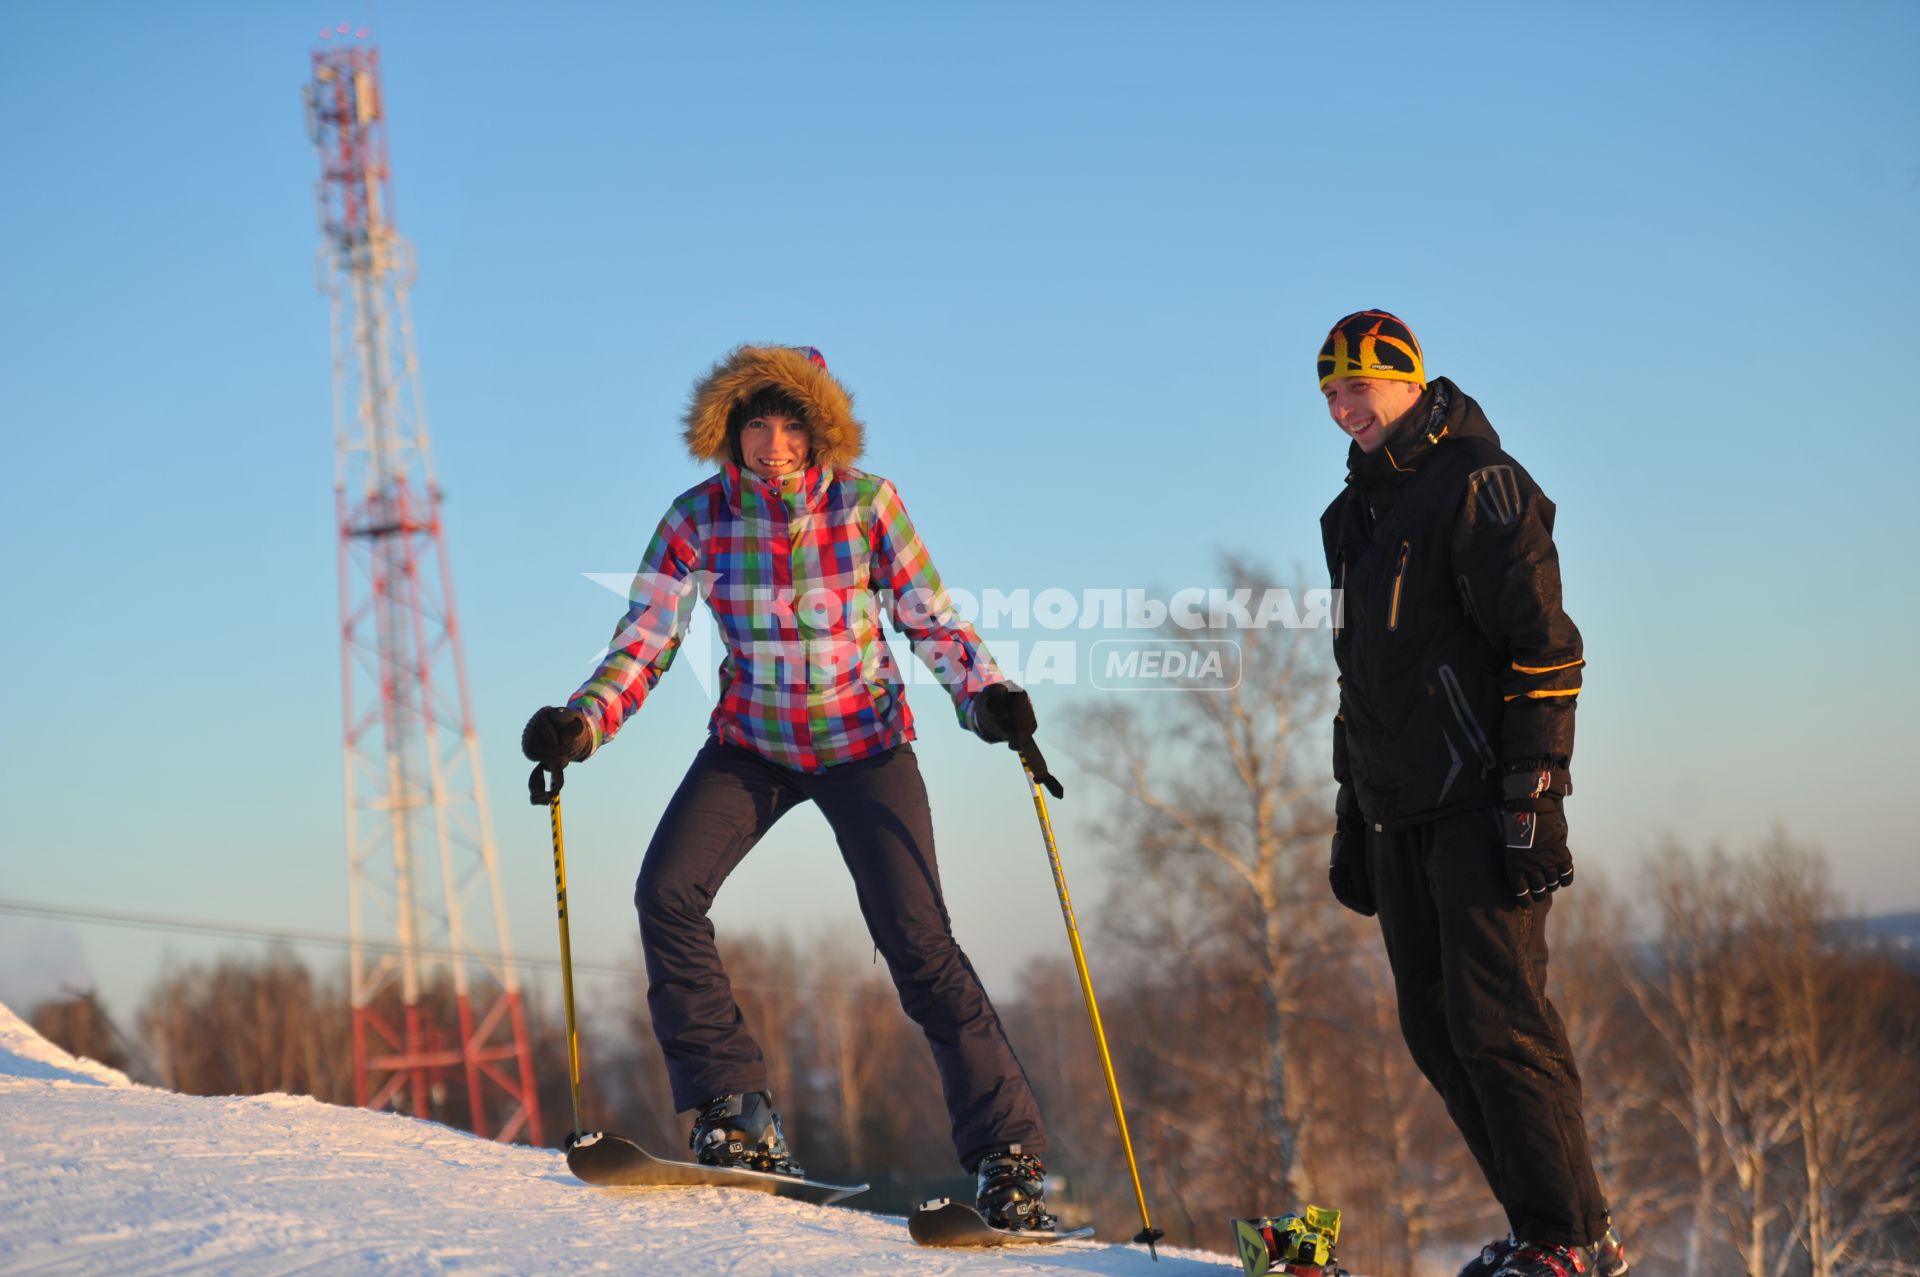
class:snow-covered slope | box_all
[0,1002,1239,1276]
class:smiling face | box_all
[738,411,812,478]
[1323,376,1425,454]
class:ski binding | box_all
[1233,1206,1350,1277]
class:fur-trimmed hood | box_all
[681,344,865,470]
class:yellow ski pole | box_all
[1014,738,1163,1258]
[533,763,586,1146]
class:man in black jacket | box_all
[1317,310,1627,1277]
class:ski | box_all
[908,1197,1095,1247]
[565,1132,867,1206]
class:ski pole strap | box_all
[528,761,566,805]
[1012,735,1064,800]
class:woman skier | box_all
[521,343,1058,1231]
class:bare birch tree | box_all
[1628,845,1792,1277]
[28,990,138,1077]
[1744,841,1920,1277]
[1320,951,1489,1277]
[1547,871,1687,1253]
[1627,840,1920,1277]
[137,947,355,1103]
[1065,555,1340,1203]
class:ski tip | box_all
[563,1130,606,1153]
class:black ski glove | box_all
[1501,764,1574,903]
[523,706,592,806]
[969,682,1036,744]
[1328,783,1375,917]
[522,706,592,768]
[971,683,1064,799]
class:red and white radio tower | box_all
[304,33,543,1144]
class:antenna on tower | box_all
[304,41,544,1144]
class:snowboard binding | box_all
[1232,1205,1349,1277]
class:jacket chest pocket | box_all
[1386,540,1411,632]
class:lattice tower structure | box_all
[304,37,542,1144]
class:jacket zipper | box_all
[1387,541,1410,632]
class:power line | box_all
[0,896,629,978]
[3,897,1369,1031]
[0,897,983,1006]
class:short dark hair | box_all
[726,386,811,465]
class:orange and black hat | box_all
[1317,310,1425,388]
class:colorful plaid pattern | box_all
[569,463,1004,773]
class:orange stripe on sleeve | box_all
[1511,659,1585,675]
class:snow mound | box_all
[0,1000,1240,1276]
[0,998,133,1087]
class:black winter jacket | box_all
[1321,378,1583,831]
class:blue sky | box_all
[3,1,1917,1025]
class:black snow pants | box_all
[636,738,1047,1171]
[1369,807,1609,1249]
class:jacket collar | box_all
[1345,377,1497,492]
[721,461,836,515]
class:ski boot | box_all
[1492,1225,1629,1277]
[688,1091,805,1176]
[974,1144,1059,1232]
[1592,1225,1629,1277]
[1458,1235,1519,1277]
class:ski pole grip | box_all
[1013,735,1064,800]
[528,761,566,805]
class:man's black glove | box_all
[970,682,1036,745]
[521,706,592,768]
[1502,764,1574,903]
[1328,783,1375,917]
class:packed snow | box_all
[0,1001,1243,1275]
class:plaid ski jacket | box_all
[569,461,1004,773]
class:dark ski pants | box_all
[1368,807,1608,1249]
[635,738,1047,1172]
